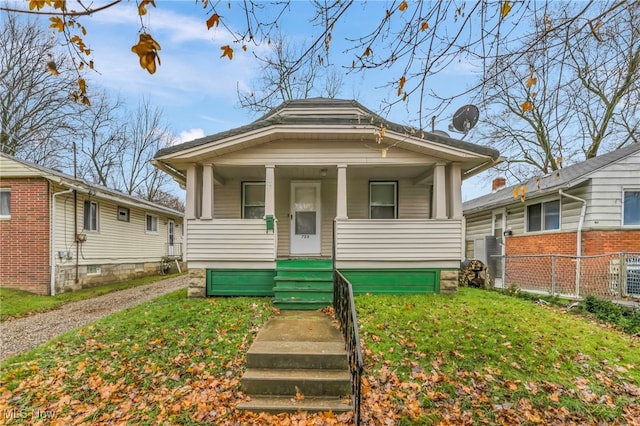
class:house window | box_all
[623,190,640,226]
[369,181,398,219]
[0,189,10,219]
[527,200,560,232]
[146,214,158,233]
[83,200,99,231]
[242,182,265,219]
[117,206,130,222]
[87,265,101,275]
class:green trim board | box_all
[207,269,275,296]
[340,269,440,294]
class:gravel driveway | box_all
[0,275,188,361]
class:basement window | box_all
[87,265,101,275]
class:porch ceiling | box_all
[211,164,434,182]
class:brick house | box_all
[463,144,640,297]
[0,153,184,295]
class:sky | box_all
[10,1,501,200]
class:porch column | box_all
[448,163,462,219]
[432,163,447,219]
[201,164,214,219]
[185,164,197,220]
[336,164,348,219]
[265,165,275,216]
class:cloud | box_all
[176,128,205,143]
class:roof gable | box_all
[463,143,640,213]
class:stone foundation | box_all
[439,269,459,294]
[188,268,206,298]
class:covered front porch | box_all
[184,162,465,302]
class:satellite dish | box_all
[451,104,480,133]
[432,130,450,138]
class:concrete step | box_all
[237,396,352,414]
[242,368,351,397]
[272,299,331,310]
[247,341,348,370]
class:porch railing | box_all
[333,270,363,425]
[165,243,183,259]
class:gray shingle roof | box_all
[0,152,183,217]
[155,98,500,159]
[463,143,640,213]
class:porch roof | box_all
[157,99,499,159]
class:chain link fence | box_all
[500,252,640,300]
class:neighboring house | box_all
[152,98,500,306]
[0,153,184,295]
[463,143,640,294]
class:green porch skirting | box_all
[339,269,440,294]
[206,269,275,296]
[206,268,444,296]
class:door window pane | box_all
[295,211,316,234]
[295,186,317,211]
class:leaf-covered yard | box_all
[1,289,638,425]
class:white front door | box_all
[290,181,321,255]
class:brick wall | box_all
[505,232,578,256]
[582,230,640,255]
[0,178,51,295]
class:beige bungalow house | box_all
[153,98,500,308]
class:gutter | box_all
[559,189,587,297]
[51,187,73,296]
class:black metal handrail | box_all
[333,270,364,425]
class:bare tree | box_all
[2,1,634,126]
[0,11,80,168]
[477,2,640,179]
[117,97,173,201]
[75,91,126,185]
[238,33,343,114]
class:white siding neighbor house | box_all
[0,153,184,295]
[463,143,640,296]
[153,98,501,307]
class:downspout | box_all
[51,187,73,296]
[559,189,587,297]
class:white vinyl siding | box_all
[0,189,10,219]
[53,186,183,265]
[187,219,276,261]
[335,219,463,261]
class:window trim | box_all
[83,200,99,231]
[368,181,398,219]
[525,198,561,233]
[622,188,640,227]
[241,181,266,219]
[0,189,10,220]
[146,213,159,234]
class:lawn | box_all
[0,273,183,321]
[1,288,638,425]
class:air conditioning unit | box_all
[626,256,640,297]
